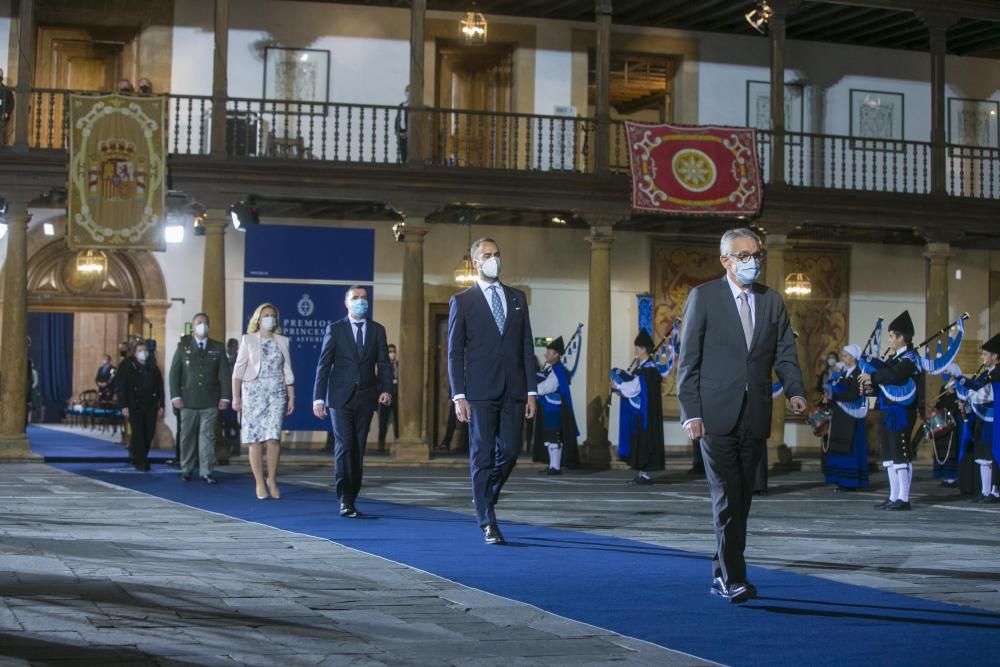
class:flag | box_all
[625,122,762,217]
[68,94,166,250]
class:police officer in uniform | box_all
[169,313,232,483]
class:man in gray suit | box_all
[677,228,807,603]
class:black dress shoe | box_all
[202,475,218,485]
[537,467,552,475]
[981,495,1000,504]
[339,503,358,518]
[885,500,911,511]
[182,472,192,482]
[483,524,505,545]
[726,582,754,603]
[629,475,654,486]
[545,468,562,476]
[744,582,759,599]
[873,498,893,509]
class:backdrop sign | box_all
[243,224,376,432]
[242,282,375,432]
[624,122,762,217]
[244,225,375,281]
[67,94,166,250]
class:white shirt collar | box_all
[726,275,752,301]
[843,364,857,373]
[477,278,502,294]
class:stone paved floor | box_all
[0,464,709,666]
[2,460,999,666]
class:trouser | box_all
[179,407,218,476]
[331,403,376,505]
[377,393,399,447]
[699,398,764,585]
[129,407,157,470]
[468,392,524,528]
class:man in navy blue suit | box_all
[313,285,393,518]
[448,238,537,545]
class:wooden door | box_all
[434,42,513,167]
[34,27,132,148]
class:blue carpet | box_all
[29,425,172,463]
[50,459,1000,667]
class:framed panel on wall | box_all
[849,88,904,152]
[263,46,330,115]
[948,97,999,149]
[745,80,804,142]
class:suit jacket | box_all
[231,333,295,385]
[168,336,232,409]
[677,277,805,438]
[447,282,537,401]
[312,317,392,410]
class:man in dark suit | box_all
[448,237,537,545]
[677,228,806,603]
[313,285,393,518]
[377,343,400,451]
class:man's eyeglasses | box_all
[727,251,766,262]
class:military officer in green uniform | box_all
[169,313,232,483]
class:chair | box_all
[79,390,99,430]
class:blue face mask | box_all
[350,299,369,317]
[732,258,760,286]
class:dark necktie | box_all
[198,341,205,352]
[355,322,364,356]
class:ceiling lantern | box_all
[460,6,488,46]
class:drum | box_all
[922,408,956,440]
[807,407,832,437]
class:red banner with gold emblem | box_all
[624,122,762,217]
[68,94,166,250]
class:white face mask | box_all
[261,316,276,331]
[480,256,501,280]
[135,350,148,363]
[194,322,208,337]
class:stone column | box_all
[210,0,230,158]
[406,0,426,166]
[581,226,614,467]
[594,0,612,174]
[0,209,38,460]
[200,213,227,340]
[918,12,957,196]
[12,0,36,152]
[924,241,952,402]
[767,8,788,186]
[394,220,430,461]
[765,231,790,466]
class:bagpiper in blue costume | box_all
[860,310,922,511]
[823,344,870,491]
[611,330,665,486]
[531,336,580,475]
[959,334,1000,503]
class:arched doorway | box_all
[19,231,171,445]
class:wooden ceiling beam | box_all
[794,12,916,41]
[948,31,1000,54]
[627,0,740,26]
[812,0,1000,22]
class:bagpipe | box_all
[953,362,993,423]
[653,319,682,379]
[610,331,671,387]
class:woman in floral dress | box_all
[232,303,295,499]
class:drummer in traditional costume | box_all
[532,336,580,475]
[859,310,922,511]
[611,330,665,485]
[923,363,963,489]
[958,335,1000,503]
[823,344,869,491]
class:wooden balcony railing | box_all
[12,89,1000,201]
